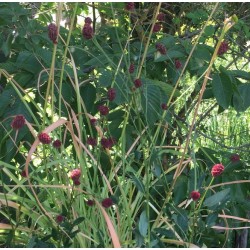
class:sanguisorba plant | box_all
[0,2,249,247]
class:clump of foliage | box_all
[0,2,250,247]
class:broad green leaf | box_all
[99,69,113,87]
[203,188,230,208]
[80,83,96,112]
[139,210,148,237]
[233,84,250,112]
[72,216,85,227]
[206,213,218,227]
[211,73,233,109]
[230,70,250,80]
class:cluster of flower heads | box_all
[86,197,113,208]
[152,12,165,33]
[48,23,58,44]
[38,132,62,149]
[56,198,113,223]
[190,163,225,202]
[82,17,94,40]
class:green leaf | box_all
[128,172,145,194]
[72,216,85,227]
[203,188,230,208]
[233,84,250,112]
[206,213,218,227]
[211,73,233,109]
[80,83,96,112]
[99,69,113,87]
[230,70,250,80]
[154,50,185,62]
[139,210,148,237]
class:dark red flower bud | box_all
[74,179,81,186]
[38,132,51,144]
[21,170,27,178]
[156,43,167,55]
[125,2,135,11]
[87,137,97,147]
[129,63,135,73]
[11,115,25,130]
[161,103,168,110]
[101,198,113,208]
[85,17,92,24]
[53,139,62,149]
[211,163,225,177]
[86,199,95,206]
[107,88,116,101]
[218,41,229,56]
[98,105,109,116]
[157,13,165,22]
[190,191,200,201]
[48,23,58,44]
[70,168,81,181]
[134,79,142,88]
[175,59,182,69]
[82,23,94,40]
[153,23,162,33]
[56,215,64,223]
[101,137,115,149]
[230,154,240,163]
[90,118,97,126]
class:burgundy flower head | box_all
[56,215,64,223]
[211,163,225,177]
[134,79,142,88]
[218,41,229,56]
[70,168,81,181]
[11,115,25,130]
[157,13,165,22]
[48,23,58,44]
[190,191,200,201]
[74,179,81,186]
[87,137,97,147]
[156,43,167,55]
[161,103,168,110]
[53,139,62,149]
[129,63,135,73]
[153,23,162,33]
[98,105,109,116]
[21,170,27,178]
[82,23,94,40]
[85,17,92,24]
[90,118,97,126]
[175,59,182,69]
[230,154,240,163]
[101,198,113,208]
[125,2,135,11]
[38,132,51,144]
[107,88,116,101]
[86,199,95,206]
[101,137,116,149]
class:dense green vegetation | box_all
[0,2,249,247]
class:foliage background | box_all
[0,2,249,247]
